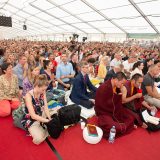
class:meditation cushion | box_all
[83,126,103,144]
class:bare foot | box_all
[142,123,148,129]
[134,125,138,129]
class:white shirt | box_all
[110,58,121,69]
[79,52,83,61]
[55,56,61,64]
[122,60,134,72]
[130,68,143,79]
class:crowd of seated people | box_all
[0,39,160,144]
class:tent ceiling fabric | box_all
[0,0,160,39]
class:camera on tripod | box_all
[73,34,79,39]
[82,37,87,42]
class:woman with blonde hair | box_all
[22,66,40,97]
[21,74,51,145]
[97,56,109,79]
[27,54,36,67]
[5,53,16,67]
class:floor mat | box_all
[1,116,160,160]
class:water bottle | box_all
[108,126,116,143]
[80,119,86,129]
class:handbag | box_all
[146,122,160,132]
[12,106,26,130]
[44,114,64,139]
[58,104,81,126]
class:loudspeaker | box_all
[23,25,27,30]
[0,16,12,27]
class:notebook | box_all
[87,124,98,137]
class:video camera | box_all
[82,37,87,42]
[73,34,79,39]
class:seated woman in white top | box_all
[130,61,144,79]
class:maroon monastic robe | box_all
[123,81,143,126]
[95,80,135,138]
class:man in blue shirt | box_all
[56,52,75,90]
[13,55,27,89]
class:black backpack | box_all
[58,104,81,126]
[45,114,64,139]
[146,122,160,132]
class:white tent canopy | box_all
[0,0,160,41]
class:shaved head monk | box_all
[95,72,136,139]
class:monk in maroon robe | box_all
[95,72,135,138]
[122,73,157,128]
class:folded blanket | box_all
[48,100,63,109]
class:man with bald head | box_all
[142,64,160,108]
